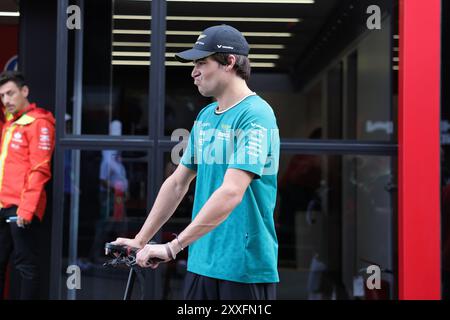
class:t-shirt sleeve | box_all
[228,110,279,179]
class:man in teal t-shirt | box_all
[112,24,280,300]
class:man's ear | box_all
[226,55,237,71]
[21,85,29,98]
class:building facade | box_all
[0,0,445,300]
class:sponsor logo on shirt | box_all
[171,120,279,175]
[39,130,52,151]
[12,132,23,143]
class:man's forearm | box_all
[172,185,242,252]
[135,175,190,246]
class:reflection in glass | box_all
[62,149,148,299]
[157,153,195,299]
[66,0,150,135]
[276,153,397,299]
[164,1,397,141]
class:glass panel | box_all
[164,1,398,141]
[156,150,397,300]
[277,153,397,299]
[61,149,148,299]
[66,0,151,135]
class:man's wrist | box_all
[165,242,177,260]
[168,239,183,256]
[134,235,147,248]
[173,233,185,252]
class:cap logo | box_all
[195,34,207,45]
[217,45,234,50]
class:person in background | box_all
[0,71,55,299]
[89,120,129,264]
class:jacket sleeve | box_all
[17,118,55,220]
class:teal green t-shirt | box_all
[181,94,280,283]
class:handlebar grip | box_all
[105,242,137,256]
[105,242,166,264]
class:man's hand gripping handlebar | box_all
[104,242,165,268]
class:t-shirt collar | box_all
[214,92,256,115]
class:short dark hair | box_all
[0,71,26,88]
[210,53,251,81]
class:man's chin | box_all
[197,89,212,98]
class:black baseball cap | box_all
[175,24,250,63]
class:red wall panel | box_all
[399,0,441,299]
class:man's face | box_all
[0,81,30,115]
[191,57,226,97]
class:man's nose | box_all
[191,66,200,78]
